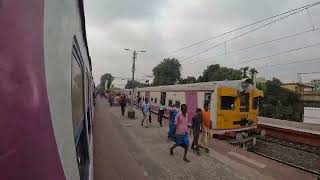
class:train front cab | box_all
[211,86,263,133]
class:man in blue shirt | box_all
[141,98,150,128]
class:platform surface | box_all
[258,117,320,135]
[93,98,317,180]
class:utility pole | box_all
[297,72,320,83]
[131,51,136,113]
[124,48,146,118]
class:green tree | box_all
[96,84,105,94]
[179,76,197,84]
[125,80,147,89]
[199,64,242,82]
[99,73,114,91]
[152,58,181,86]
[240,66,249,78]
[259,78,303,121]
[249,68,258,80]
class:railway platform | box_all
[93,97,318,180]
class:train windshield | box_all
[240,93,249,112]
[253,97,260,110]
[220,96,235,110]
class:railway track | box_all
[261,136,320,155]
[252,137,320,176]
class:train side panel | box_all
[44,0,92,179]
[0,1,66,179]
[166,91,186,106]
[150,91,161,112]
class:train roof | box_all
[118,80,243,92]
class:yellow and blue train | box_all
[118,80,263,141]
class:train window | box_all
[71,50,84,135]
[253,97,260,110]
[175,101,181,108]
[240,93,249,112]
[76,127,89,180]
[72,37,89,180]
[86,72,92,135]
[168,99,173,106]
[154,98,158,103]
[220,96,235,110]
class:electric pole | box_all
[124,48,146,118]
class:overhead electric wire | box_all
[168,1,320,54]
[180,3,320,62]
[256,57,320,69]
[194,28,320,63]
[240,41,320,64]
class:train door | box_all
[185,91,198,125]
[204,92,212,108]
[161,92,166,104]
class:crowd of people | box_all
[100,91,212,163]
[137,95,212,163]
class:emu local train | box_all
[1,1,94,180]
[120,80,263,137]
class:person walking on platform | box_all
[170,104,190,162]
[168,104,179,140]
[109,94,114,107]
[158,100,166,127]
[119,94,127,116]
[191,108,202,155]
[141,98,151,128]
[137,96,142,108]
[201,102,211,153]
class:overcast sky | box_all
[84,0,320,87]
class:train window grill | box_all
[168,100,173,106]
[220,96,235,110]
[240,93,249,112]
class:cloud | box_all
[85,0,320,87]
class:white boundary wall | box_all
[304,107,320,124]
